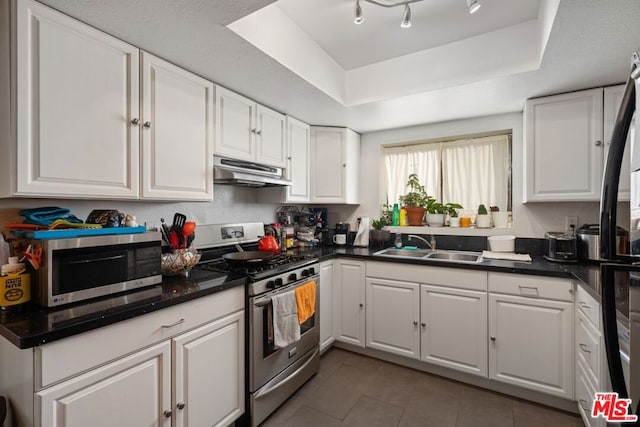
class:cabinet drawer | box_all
[367,261,487,292]
[35,287,244,390]
[488,273,573,302]
[576,311,601,387]
[576,285,600,329]
[576,361,601,427]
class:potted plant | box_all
[446,203,463,227]
[424,200,463,227]
[398,173,431,226]
[476,204,492,228]
[369,216,391,248]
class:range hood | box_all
[214,156,291,187]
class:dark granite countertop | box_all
[0,245,602,350]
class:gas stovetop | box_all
[194,253,316,282]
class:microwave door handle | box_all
[66,254,127,265]
[601,263,630,399]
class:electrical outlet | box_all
[565,216,578,232]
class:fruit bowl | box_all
[161,249,201,276]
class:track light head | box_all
[466,0,481,14]
[400,4,411,28]
[354,0,364,24]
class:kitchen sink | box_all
[424,251,481,263]
[373,248,431,258]
[373,248,482,263]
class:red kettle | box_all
[258,230,280,253]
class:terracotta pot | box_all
[405,207,426,226]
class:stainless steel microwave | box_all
[26,232,162,307]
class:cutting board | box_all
[13,226,147,239]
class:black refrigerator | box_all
[600,54,640,425]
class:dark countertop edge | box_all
[1,246,602,350]
[1,279,245,349]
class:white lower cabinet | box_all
[365,278,420,359]
[421,284,488,377]
[319,260,335,352]
[334,259,366,347]
[488,292,574,399]
[37,342,171,427]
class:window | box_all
[383,133,512,213]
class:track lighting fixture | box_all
[354,0,481,28]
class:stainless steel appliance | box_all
[189,223,320,427]
[214,156,291,187]
[576,224,629,262]
[26,232,162,307]
[599,55,639,421]
[544,231,577,262]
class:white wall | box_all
[349,112,629,238]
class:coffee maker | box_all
[334,223,350,246]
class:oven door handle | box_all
[254,347,319,399]
[255,298,271,308]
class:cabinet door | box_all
[489,293,574,399]
[319,260,335,353]
[36,342,171,427]
[604,84,631,201]
[366,278,420,359]
[256,105,286,168]
[15,0,139,198]
[421,285,488,377]
[311,127,345,202]
[215,85,255,161]
[524,88,604,201]
[334,259,366,347]
[141,52,214,201]
[285,116,311,202]
[173,309,244,427]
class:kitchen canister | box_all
[0,257,30,310]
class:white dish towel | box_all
[482,250,532,262]
[271,290,300,348]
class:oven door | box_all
[249,274,320,392]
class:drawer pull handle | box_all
[518,285,539,295]
[579,343,591,353]
[162,318,185,329]
[579,302,591,309]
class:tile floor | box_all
[261,348,584,427]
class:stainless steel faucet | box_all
[408,234,436,250]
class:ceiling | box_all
[36,0,640,134]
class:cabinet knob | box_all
[256,130,262,135]
[287,156,292,160]
[163,409,172,418]
[177,402,186,410]
[251,128,257,134]
[421,322,426,327]
[131,118,140,126]
[490,336,496,341]
[413,321,418,326]
[359,303,363,308]
[342,163,347,167]
[143,121,152,129]
[595,140,602,146]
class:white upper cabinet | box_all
[140,52,214,201]
[524,88,604,202]
[215,85,286,168]
[285,116,311,202]
[524,85,630,202]
[603,84,631,201]
[310,127,360,204]
[11,0,140,199]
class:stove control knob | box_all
[301,269,310,278]
[308,267,315,275]
[266,280,275,288]
[288,273,297,282]
[274,278,283,287]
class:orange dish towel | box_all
[295,280,316,325]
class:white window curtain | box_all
[441,134,510,211]
[384,143,441,205]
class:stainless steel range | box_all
[190,223,320,427]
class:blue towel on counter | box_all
[19,207,83,226]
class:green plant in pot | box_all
[369,216,391,248]
[425,200,463,226]
[476,204,492,228]
[399,174,431,226]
